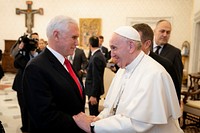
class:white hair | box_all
[46,15,77,38]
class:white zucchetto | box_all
[114,26,141,41]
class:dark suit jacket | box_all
[159,44,183,87]
[149,51,181,102]
[12,51,30,92]
[22,48,86,133]
[72,48,88,80]
[151,44,183,88]
[85,50,106,97]
[88,46,109,62]
[100,46,109,61]
[12,50,33,132]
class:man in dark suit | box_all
[98,35,109,61]
[88,35,109,62]
[12,35,39,133]
[22,15,88,133]
[152,20,183,101]
[69,47,88,81]
[133,23,181,102]
[85,36,107,116]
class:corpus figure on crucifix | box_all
[16,1,43,33]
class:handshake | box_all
[73,112,100,133]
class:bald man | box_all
[153,20,183,101]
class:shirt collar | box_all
[46,45,65,65]
[91,48,100,56]
[153,41,164,51]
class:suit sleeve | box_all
[174,50,183,88]
[80,50,88,70]
[22,64,82,132]
[91,57,104,96]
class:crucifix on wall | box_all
[16,1,43,33]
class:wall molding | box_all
[194,10,200,22]
[126,17,173,29]
[192,10,200,72]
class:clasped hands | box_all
[73,112,100,133]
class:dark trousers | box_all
[17,90,29,132]
[88,96,100,116]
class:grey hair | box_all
[46,15,77,38]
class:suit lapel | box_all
[160,44,169,56]
[44,49,84,100]
[89,49,100,61]
[44,49,69,78]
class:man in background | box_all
[98,35,109,61]
[30,32,39,41]
[10,32,39,57]
[88,35,109,62]
[12,35,38,133]
[85,36,106,116]
[153,20,183,101]
[68,47,88,81]
[36,38,47,53]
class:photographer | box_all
[12,34,38,133]
[10,32,39,57]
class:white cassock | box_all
[94,51,183,133]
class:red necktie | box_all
[64,59,83,98]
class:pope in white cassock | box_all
[73,26,184,133]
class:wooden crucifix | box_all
[16,1,43,33]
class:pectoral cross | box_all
[16,1,43,33]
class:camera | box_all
[18,34,38,52]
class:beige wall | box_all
[188,0,200,73]
[0,0,194,52]
[193,0,200,14]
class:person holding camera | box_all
[12,34,39,133]
[10,32,39,58]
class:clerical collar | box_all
[125,51,145,74]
